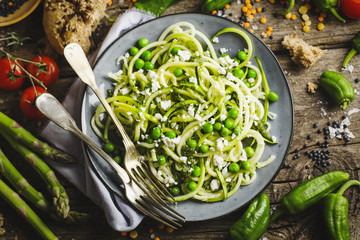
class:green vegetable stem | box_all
[229,193,270,240]
[271,171,350,221]
[312,0,346,22]
[322,180,360,240]
[318,71,354,110]
[200,0,232,12]
[342,31,360,68]
[134,0,179,17]
[275,0,295,16]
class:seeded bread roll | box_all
[43,0,107,55]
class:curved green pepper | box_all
[275,0,295,16]
[200,0,232,13]
[271,171,349,221]
[229,193,270,240]
[319,71,354,110]
[323,180,360,240]
[343,31,360,68]
[312,0,346,22]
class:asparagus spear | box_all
[0,112,76,164]
[0,179,58,240]
[0,129,70,219]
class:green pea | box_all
[135,59,145,69]
[171,47,180,55]
[220,127,231,137]
[228,108,239,119]
[233,125,242,135]
[151,127,161,139]
[225,118,235,129]
[268,92,279,102]
[192,166,201,177]
[247,69,257,79]
[200,144,209,153]
[130,47,139,56]
[242,161,252,171]
[229,162,240,173]
[141,50,152,61]
[113,156,121,164]
[146,137,154,144]
[170,187,180,195]
[173,68,183,77]
[245,146,255,158]
[234,69,245,79]
[187,139,197,149]
[144,62,154,71]
[220,53,229,58]
[203,123,213,133]
[214,122,222,131]
[244,82,251,88]
[157,155,166,165]
[187,181,197,191]
[138,38,149,48]
[237,51,247,61]
[104,142,115,153]
[165,131,176,139]
[233,57,241,64]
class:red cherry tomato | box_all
[0,57,25,91]
[19,86,47,120]
[26,56,59,87]
[340,0,360,19]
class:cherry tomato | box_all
[0,57,25,91]
[19,86,47,120]
[340,0,360,19]
[26,56,59,87]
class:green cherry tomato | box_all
[130,47,139,56]
[192,166,201,177]
[242,161,252,171]
[171,47,181,55]
[237,51,247,61]
[220,127,231,137]
[187,139,197,149]
[173,68,183,77]
[225,118,235,129]
[170,187,180,195]
[157,155,166,165]
[203,123,213,133]
[144,62,154,71]
[247,69,257,79]
[113,156,121,164]
[234,69,245,79]
[151,127,161,139]
[228,108,239,119]
[245,146,255,158]
[138,38,149,48]
[268,92,279,102]
[229,162,240,173]
[104,142,115,153]
[141,50,152,61]
[135,59,145,69]
[200,144,209,153]
[187,181,197,191]
[214,122,222,131]
[165,131,176,139]
[233,125,242,135]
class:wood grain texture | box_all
[0,0,359,239]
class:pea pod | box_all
[271,171,350,221]
[229,193,270,240]
[312,0,346,22]
[200,0,232,13]
[342,31,360,68]
[319,71,354,110]
[323,180,360,240]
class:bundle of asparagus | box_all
[0,112,89,240]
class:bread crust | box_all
[43,0,107,55]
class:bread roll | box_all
[43,0,107,55]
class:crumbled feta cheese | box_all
[248,78,255,83]
[195,114,202,121]
[210,179,220,191]
[162,136,181,148]
[341,65,354,73]
[120,87,131,95]
[151,80,161,92]
[209,118,215,124]
[179,156,188,163]
[188,104,195,117]
[164,176,177,187]
[129,74,135,80]
[160,100,172,110]
[148,70,159,80]
[189,76,197,84]
[178,50,192,61]
[220,114,227,121]
[212,37,219,43]
[217,67,226,75]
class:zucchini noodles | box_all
[91,22,276,202]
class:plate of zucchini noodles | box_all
[81,13,293,221]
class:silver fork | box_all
[63,43,185,223]
[35,93,184,228]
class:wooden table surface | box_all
[0,0,359,239]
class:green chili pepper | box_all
[318,71,354,110]
[312,0,346,22]
[342,31,360,68]
[275,0,295,16]
[271,171,350,221]
[229,193,270,240]
[200,0,232,13]
[134,0,179,17]
[322,180,360,240]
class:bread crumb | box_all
[282,34,326,69]
[307,82,318,93]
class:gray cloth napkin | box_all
[40,9,155,232]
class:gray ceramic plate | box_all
[81,13,293,222]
